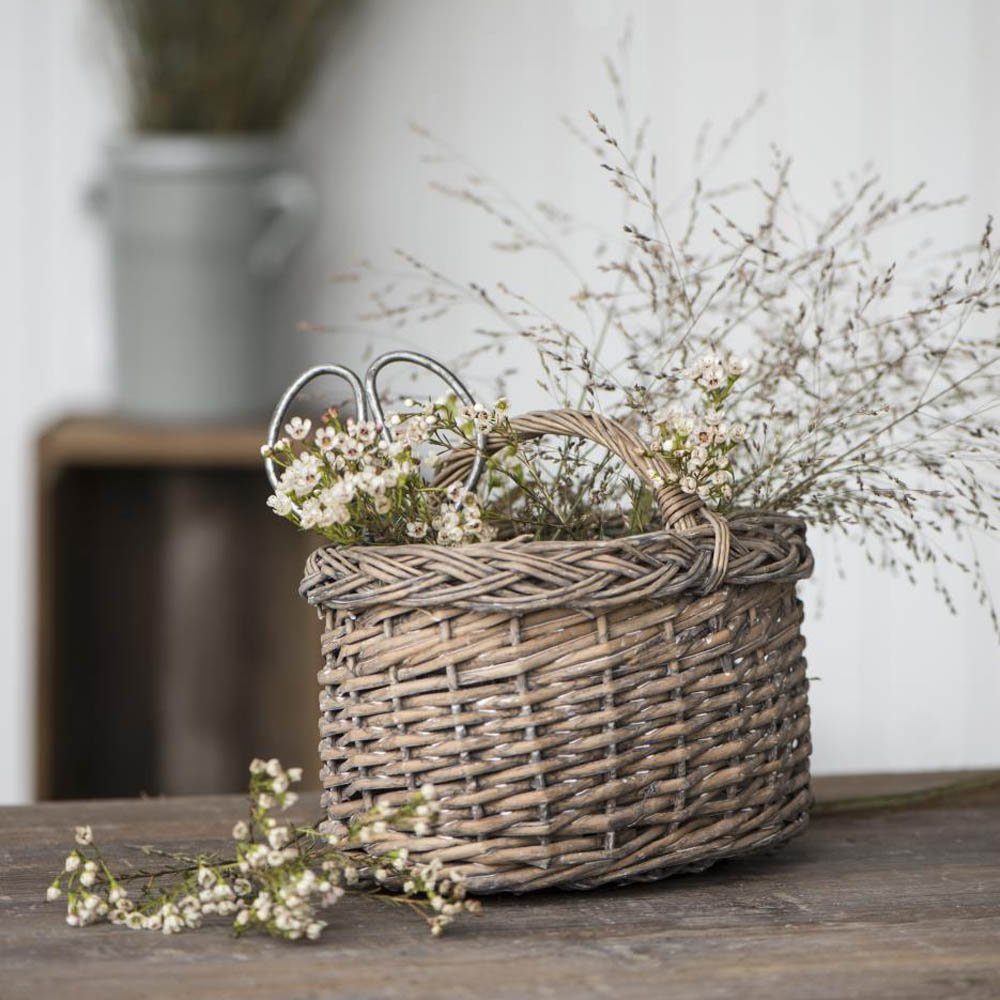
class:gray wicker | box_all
[300,409,814,892]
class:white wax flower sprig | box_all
[648,354,749,506]
[46,759,481,940]
[262,396,511,546]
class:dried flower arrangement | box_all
[48,760,479,939]
[263,356,753,544]
[101,0,343,132]
[261,397,509,545]
[314,56,999,630]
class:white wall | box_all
[1,1,115,804]
[1,0,997,802]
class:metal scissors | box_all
[264,351,487,503]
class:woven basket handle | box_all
[435,408,731,588]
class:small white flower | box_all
[329,503,351,526]
[679,476,699,494]
[298,497,322,530]
[266,492,293,517]
[700,368,725,390]
[320,480,355,505]
[267,826,290,850]
[340,439,364,461]
[64,853,81,873]
[314,426,339,451]
[285,416,312,441]
[689,446,709,468]
[352,421,378,446]
[74,825,93,847]
[232,820,250,841]
[46,885,61,902]
[287,767,303,783]
[726,355,749,377]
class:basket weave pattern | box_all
[301,410,814,892]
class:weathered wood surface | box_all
[1,772,998,1000]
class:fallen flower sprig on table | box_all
[46,759,481,940]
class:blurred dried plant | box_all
[101,0,344,132]
[333,43,999,627]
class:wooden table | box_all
[2,772,998,999]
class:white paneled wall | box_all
[1,1,115,804]
[1,0,997,802]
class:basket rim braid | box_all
[302,407,815,892]
[301,511,812,613]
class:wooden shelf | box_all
[34,415,319,801]
[38,415,267,471]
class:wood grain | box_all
[1,772,998,999]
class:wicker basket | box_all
[300,409,814,892]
